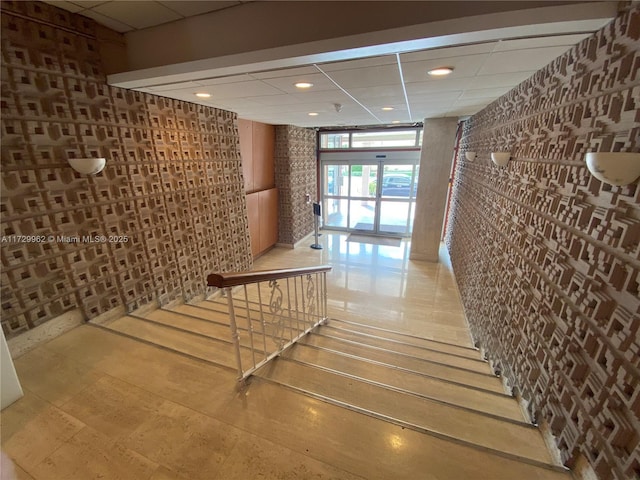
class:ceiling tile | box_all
[146,80,205,92]
[458,86,513,100]
[41,1,84,13]
[319,55,397,72]
[323,64,401,89]
[477,46,572,75]
[158,1,240,17]
[92,1,182,29]
[401,43,497,62]
[258,73,338,93]
[471,71,537,88]
[69,0,108,8]
[195,74,253,86]
[79,9,134,32]
[405,78,474,95]
[203,81,284,99]
[493,34,590,52]
[250,66,319,80]
[401,54,490,83]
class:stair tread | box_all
[284,344,523,420]
[316,326,493,374]
[301,334,505,392]
[144,309,232,339]
[170,304,231,325]
[103,316,252,368]
[257,359,554,465]
[234,379,570,479]
[328,319,480,357]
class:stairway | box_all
[92,295,570,479]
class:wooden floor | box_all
[0,233,570,480]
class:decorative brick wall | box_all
[275,125,317,245]
[0,1,252,337]
[446,8,639,480]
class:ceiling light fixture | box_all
[428,67,454,76]
[195,92,211,98]
[382,107,394,111]
[308,112,319,116]
[391,120,400,124]
[295,82,314,89]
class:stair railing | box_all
[207,265,331,385]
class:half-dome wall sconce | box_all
[465,151,476,161]
[68,158,106,175]
[491,152,511,167]
[585,152,640,186]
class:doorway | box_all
[321,151,419,237]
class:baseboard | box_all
[8,308,85,359]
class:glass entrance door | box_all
[322,159,418,236]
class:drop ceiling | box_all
[45,1,617,128]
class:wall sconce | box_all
[491,152,511,167]
[585,152,640,186]
[68,158,106,175]
[465,151,476,161]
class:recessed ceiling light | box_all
[392,120,401,124]
[195,92,211,98]
[382,107,394,111]
[308,112,319,116]
[295,82,314,89]
[428,67,453,76]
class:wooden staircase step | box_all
[300,334,505,393]
[256,358,556,467]
[283,344,523,421]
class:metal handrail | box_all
[207,265,332,385]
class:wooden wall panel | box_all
[259,188,279,252]
[238,118,254,192]
[252,122,275,191]
[245,192,261,258]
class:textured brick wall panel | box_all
[446,9,639,479]
[0,1,252,334]
[275,125,317,245]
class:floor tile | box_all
[60,375,165,440]
[123,400,240,480]
[13,348,104,407]
[1,392,85,469]
[214,432,366,480]
[30,426,157,480]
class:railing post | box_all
[321,271,329,325]
[224,286,244,385]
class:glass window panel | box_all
[349,199,375,231]
[379,201,409,235]
[320,132,350,149]
[352,130,418,148]
[381,165,415,198]
[349,164,377,198]
[324,198,348,228]
[324,164,349,196]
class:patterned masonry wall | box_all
[0,1,252,337]
[275,125,317,245]
[446,9,639,480]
